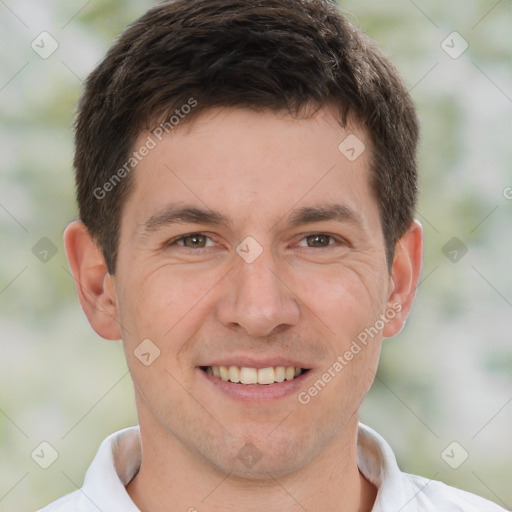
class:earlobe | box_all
[63,220,122,340]
[382,220,423,338]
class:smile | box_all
[200,366,309,385]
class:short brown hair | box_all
[74,0,419,273]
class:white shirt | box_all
[38,424,507,512]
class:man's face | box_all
[112,107,397,477]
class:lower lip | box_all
[197,368,312,402]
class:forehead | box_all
[124,106,377,233]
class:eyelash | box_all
[165,232,346,250]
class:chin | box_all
[200,423,324,480]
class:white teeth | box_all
[285,367,295,381]
[219,365,230,382]
[228,365,240,383]
[240,367,258,384]
[257,367,276,385]
[274,366,285,382]
[206,365,304,385]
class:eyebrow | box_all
[138,202,363,237]
[140,205,232,234]
[286,204,363,229]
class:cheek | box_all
[295,266,385,394]
[296,264,386,341]
[117,264,228,353]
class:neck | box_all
[126,415,377,512]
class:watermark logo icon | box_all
[237,442,262,468]
[441,441,469,469]
[134,338,161,366]
[441,32,468,59]
[31,441,59,469]
[32,237,58,263]
[442,237,468,263]
[31,32,59,59]
[338,134,366,162]
[236,236,263,264]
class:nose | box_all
[216,248,300,337]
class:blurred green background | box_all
[0,0,510,510]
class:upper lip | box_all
[199,357,311,369]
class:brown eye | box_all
[305,234,333,247]
[181,234,208,248]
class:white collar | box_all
[48,423,503,511]
[79,423,419,511]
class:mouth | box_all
[200,365,310,385]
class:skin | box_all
[65,106,423,512]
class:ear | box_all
[64,220,121,340]
[382,220,423,338]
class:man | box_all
[38,0,506,510]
